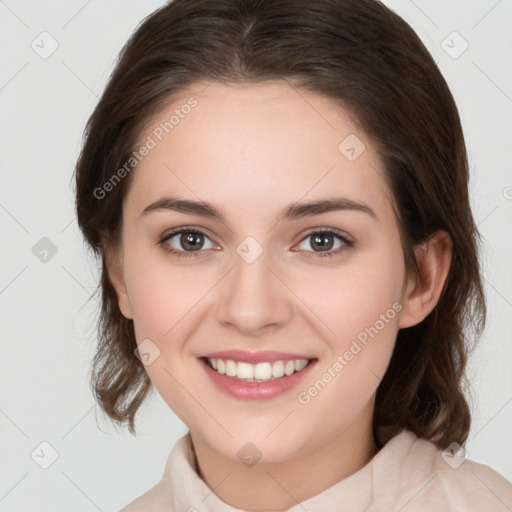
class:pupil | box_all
[312,234,333,251]
[182,232,203,251]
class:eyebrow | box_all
[140,196,377,221]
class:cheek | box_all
[295,269,402,433]
[302,246,405,345]
[122,246,209,340]
[126,271,174,340]
[122,255,204,418]
[293,242,406,406]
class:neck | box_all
[190,412,378,511]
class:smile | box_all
[199,350,318,400]
[206,357,311,382]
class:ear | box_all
[398,230,452,329]
[103,240,133,320]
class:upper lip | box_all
[201,350,315,364]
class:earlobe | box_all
[398,230,452,329]
[103,241,133,320]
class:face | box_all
[109,80,419,464]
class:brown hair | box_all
[74,0,486,447]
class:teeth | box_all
[225,360,237,377]
[272,361,284,378]
[237,362,254,379]
[295,359,308,371]
[255,362,272,380]
[284,360,295,375]
[206,357,310,382]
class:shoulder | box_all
[370,430,512,511]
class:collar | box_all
[162,429,420,511]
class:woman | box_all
[74,0,512,509]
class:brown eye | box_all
[180,232,205,251]
[160,228,217,257]
[309,233,336,251]
[295,229,354,257]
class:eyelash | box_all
[158,226,354,259]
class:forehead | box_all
[126,80,392,221]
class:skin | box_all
[106,80,451,510]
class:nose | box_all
[215,245,294,336]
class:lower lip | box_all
[199,358,317,400]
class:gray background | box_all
[1,0,511,510]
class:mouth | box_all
[198,352,318,400]
[202,356,315,382]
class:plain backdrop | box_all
[1,1,511,510]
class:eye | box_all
[294,228,353,257]
[158,227,354,259]
[159,228,218,257]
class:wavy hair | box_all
[74,0,486,447]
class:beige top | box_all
[120,430,512,511]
